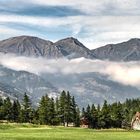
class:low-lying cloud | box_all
[0,53,140,87]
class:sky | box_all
[0,0,140,49]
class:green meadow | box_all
[0,124,139,140]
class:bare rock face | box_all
[54,37,95,59]
[0,36,95,59]
[0,36,52,56]
[92,38,140,61]
[0,36,65,58]
[1,36,140,61]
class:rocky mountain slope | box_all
[0,36,95,59]
[54,37,94,59]
[0,65,139,107]
[0,36,64,58]
[1,36,140,61]
[92,38,140,61]
[44,72,140,106]
[0,65,58,103]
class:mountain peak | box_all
[92,38,140,61]
[55,37,95,59]
[56,37,81,44]
[0,35,95,59]
[6,35,48,42]
[128,38,140,41]
[0,35,57,57]
[62,37,78,41]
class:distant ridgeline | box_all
[0,90,139,129]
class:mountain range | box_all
[0,36,94,59]
[0,36,140,107]
[1,36,140,61]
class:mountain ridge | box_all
[92,38,140,61]
[1,35,140,61]
[0,35,95,59]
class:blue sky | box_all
[0,0,140,49]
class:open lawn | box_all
[0,124,140,140]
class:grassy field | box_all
[0,124,140,140]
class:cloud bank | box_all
[0,53,140,87]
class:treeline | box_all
[0,91,80,126]
[82,99,140,129]
[0,90,139,129]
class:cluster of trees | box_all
[82,99,140,129]
[0,91,80,126]
[0,90,139,129]
[38,91,80,126]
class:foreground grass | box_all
[0,124,140,140]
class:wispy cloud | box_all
[0,5,83,17]
[31,0,140,16]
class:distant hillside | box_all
[92,38,140,61]
[0,66,58,103]
[44,72,140,106]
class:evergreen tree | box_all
[58,91,77,126]
[48,98,56,125]
[85,105,92,128]
[110,102,123,128]
[122,107,131,129]
[81,107,85,117]
[55,97,61,124]
[55,97,59,115]
[75,107,80,127]
[91,104,98,128]
[11,100,21,122]
[100,100,111,128]
[71,96,77,126]
[59,90,67,126]
[3,97,12,121]
[65,91,73,126]
[0,97,3,106]
[20,93,32,123]
[0,97,4,119]
[32,109,39,124]
[38,95,48,124]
